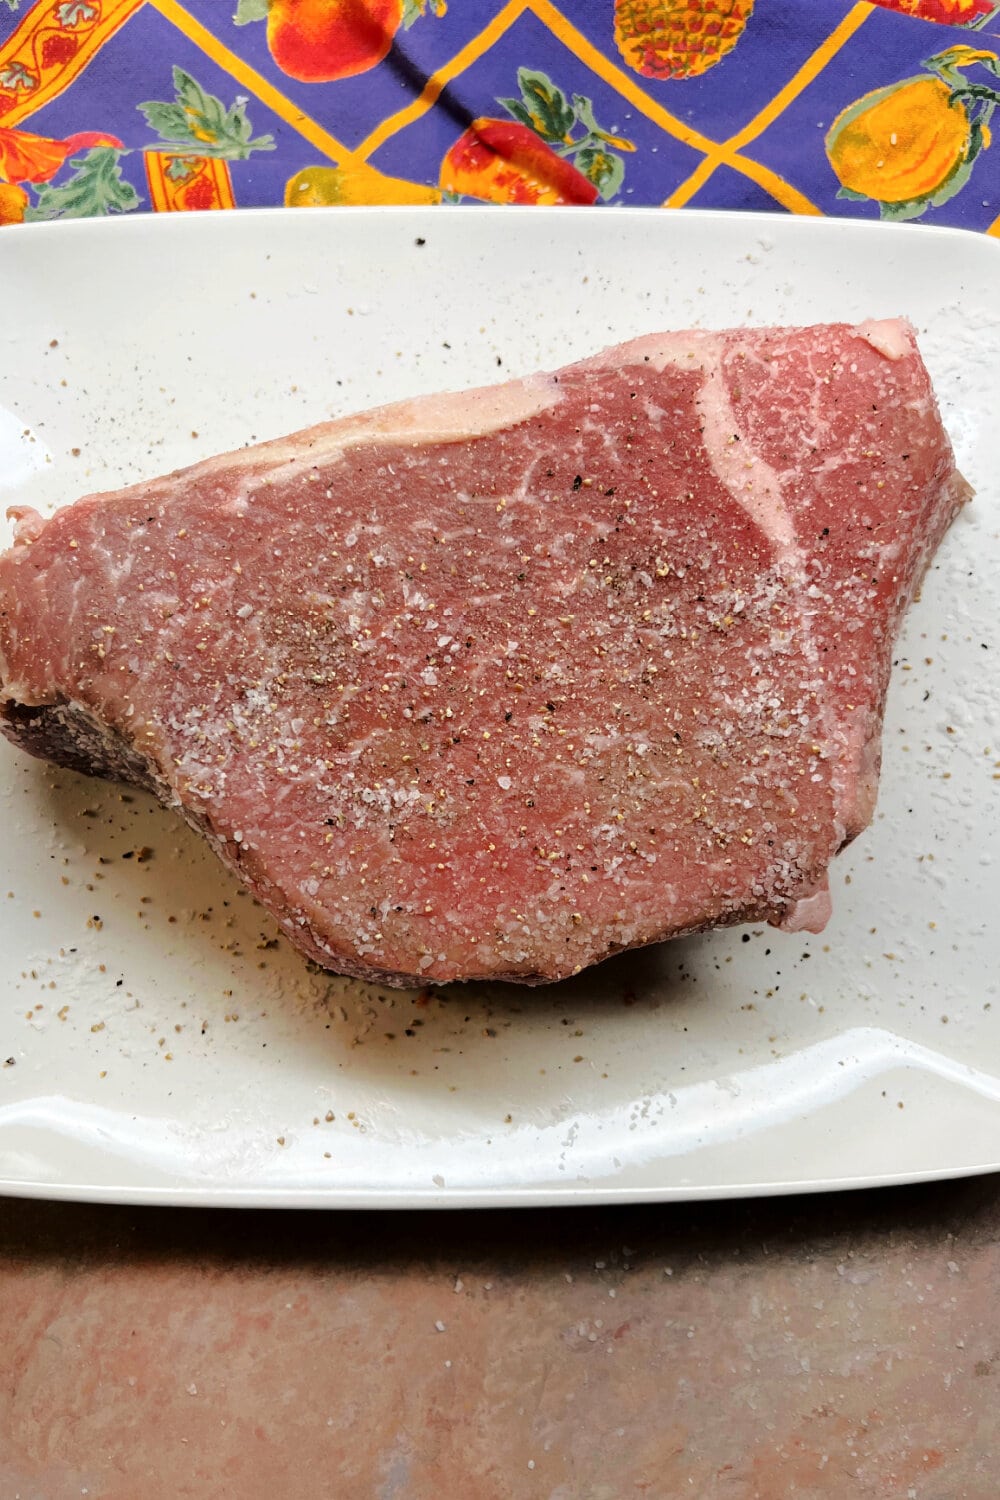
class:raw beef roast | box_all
[0,321,969,985]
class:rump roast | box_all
[0,320,970,985]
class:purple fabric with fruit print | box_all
[0,0,995,235]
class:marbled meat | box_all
[0,320,970,985]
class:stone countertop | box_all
[2,1179,997,1499]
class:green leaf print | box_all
[233,0,269,23]
[25,147,140,221]
[511,69,576,145]
[499,68,634,201]
[56,2,98,24]
[138,67,275,160]
[574,145,625,201]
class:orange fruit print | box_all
[0,127,122,186]
[286,161,441,204]
[441,119,599,205]
[267,0,404,83]
[826,46,1000,219]
[827,75,975,205]
[0,181,27,223]
[869,0,998,22]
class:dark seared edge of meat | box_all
[0,697,164,793]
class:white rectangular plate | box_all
[0,206,997,1207]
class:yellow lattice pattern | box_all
[4,0,995,235]
[145,0,890,218]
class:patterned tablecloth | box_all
[0,1,997,230]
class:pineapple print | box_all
[614,0,755,82]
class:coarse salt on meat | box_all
[0,320,970,985]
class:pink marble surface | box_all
[2,1183,998,1498]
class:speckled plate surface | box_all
[0,206,997,1207]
